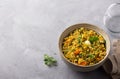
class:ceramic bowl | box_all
[58,23,110,72]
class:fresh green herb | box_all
[77,35,82,44]
[44,54,57,66]
[89,36,99,43]
[88,54,95,59]
[79,53,82,58]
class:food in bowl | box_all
[62,27,106,66]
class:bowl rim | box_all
[58,23,111,68]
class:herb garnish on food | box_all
[89,36,99,43]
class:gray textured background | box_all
[0,0,119,79]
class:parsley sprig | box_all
[44,54,57,66]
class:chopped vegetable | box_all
[44,54,57,66]
[77,35,82,44]
[80,61,87,66]
[74,49,81,55]
[78,58,87,66]
[88,54,94,58]
[89,36,99,43]
[96,57,101,61]
[84,40,91,46]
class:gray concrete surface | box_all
[0,0,119,79]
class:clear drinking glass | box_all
[104,3,120,33]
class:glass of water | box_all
[104,3,120,33]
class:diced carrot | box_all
[74,49,80,55]
[96,57,101,61]
[79,61,87,66]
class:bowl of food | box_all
[58,23,110,72]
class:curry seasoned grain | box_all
[62,27,106,66]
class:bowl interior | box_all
[59,23,110,67]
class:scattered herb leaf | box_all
[89,36,99,43]
[44,54,57,66]
[79,53,82,58]
[88,54,94,59]
[77,35,82,44]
